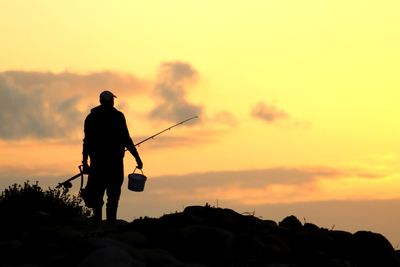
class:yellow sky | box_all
[1,0,400,243]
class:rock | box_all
[234,232,270,264]
[84,237,145,263]
[263,219,279,228]
[352,231,397,267]
[78,246,143,267]
[263,234,291,261]
[329,230,354,259]
[54,225,83,240]
[279,215,302,231]
[183,205,243,228]
[267,264,290,267]
[3,204,400,267]
[110,231,148,248]
[294,230,336,254]
[303,222,320,232]
[324,258,353,267]
[165,263,208,267]
[182,224,234,267]
[141,248,181,266]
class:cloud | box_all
[251,101,289,123]
[149,62,204,122]
[0,71,145,140]
[0,78,81,139]
[145,166,383,206]
[0,66,233,143]
[151,167,339,190]
[251,101,311,128]
[2,71,145,97]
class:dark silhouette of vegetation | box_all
[0,180,90,230]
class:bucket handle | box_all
[133,167,144,175]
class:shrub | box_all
[0,180,91,229]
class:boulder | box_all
[141,248,181,266]
[182,224,234,266]
[110,231,148,248]
[352,231,397,267]
[279,215,302,231]
[78,246,143,267]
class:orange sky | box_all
[1,1,400,244]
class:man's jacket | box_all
[83,105,137,162]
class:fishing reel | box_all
[56,165,85,193]
[58,181,73,191]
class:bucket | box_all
[128,168,147,192]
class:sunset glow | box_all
[1,1,400,244]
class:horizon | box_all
[1,1,400,246]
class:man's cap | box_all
[99,90,116,102]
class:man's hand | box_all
[136,158,143,170]
[82,161,90,174]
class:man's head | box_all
[99,90,116,106]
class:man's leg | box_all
[85,164,106,222]
[105,161,124,223]
[106,180,123,223]
[106,184,122,223]
[88,184,105,222]
[92,205,103,222]
[106,198,119,223]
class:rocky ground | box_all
[1,204,400,267]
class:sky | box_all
[1,1,400,245]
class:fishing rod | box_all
[134,115,198,147]
[56,116,198,190]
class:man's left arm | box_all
[82,115,91,174]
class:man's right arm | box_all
[120,113,143,169]
[126,135,143,169]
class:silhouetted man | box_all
[82,90,143,223]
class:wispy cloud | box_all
[148,166,383,205]
[251,101,311,128]
[251,101,289,123]
[149,62,204,122]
